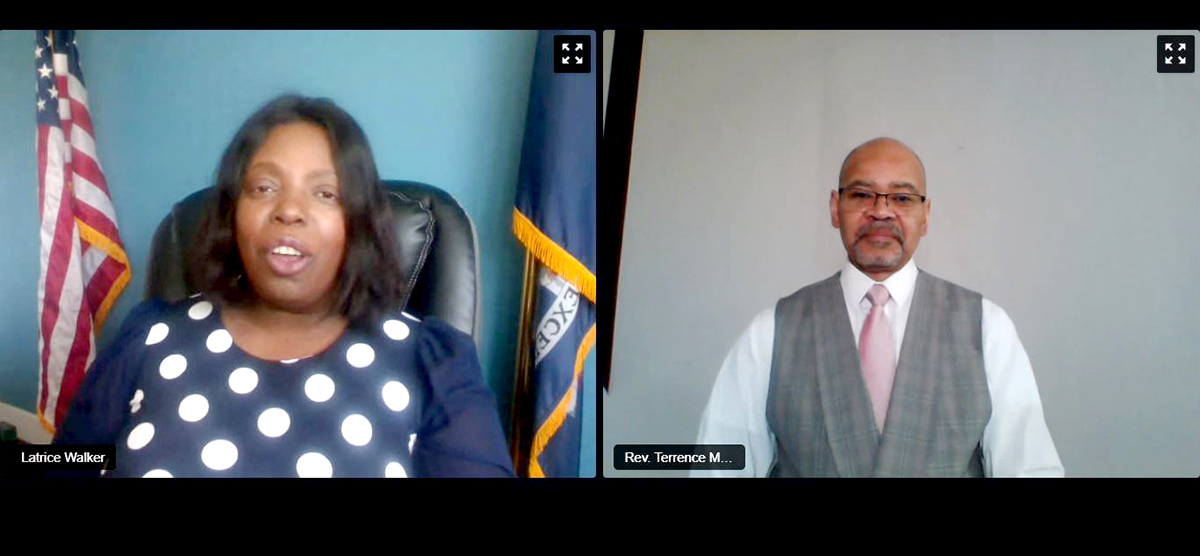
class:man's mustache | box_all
[855,222,903,243]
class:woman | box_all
[54,95,515,478]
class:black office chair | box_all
[145,180,482,342]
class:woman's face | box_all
[235,121,346,314]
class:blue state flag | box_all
[513,30,596,478]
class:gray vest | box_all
[766,270,991,477]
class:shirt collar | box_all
[840,257,919,310]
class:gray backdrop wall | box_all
[604,30,1200,477]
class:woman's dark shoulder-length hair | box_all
[189,94,404,327]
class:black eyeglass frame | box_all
[836,187,928,208]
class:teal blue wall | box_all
[0,30,595,476]
[0,31,41,416]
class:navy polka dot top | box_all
[54,295,515,478]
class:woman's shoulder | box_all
[362,310,478,371]
[121,294,212,323]
[108,297,173,341]
[112,294,216,342]
[410,313,476,358]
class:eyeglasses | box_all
[838,188,927,211]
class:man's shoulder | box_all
[913,270,1022,332]
[745,305,776,335]
[916,269,985,302]
[778,272,842,304]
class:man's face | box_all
[830,140,930,280]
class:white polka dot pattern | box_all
[206,329,233,353]
[228,367,258,394]
[122,298,435,478]
[178,394,209,422]
[145,323,169,345]
[305,374,335,402]
[385,462,407,478]
[341,414,373,446]
[296,452,333,477]
[382,381,410,412]
[159,354,187,379]
[201,440,238,471]
[257,408,290,438]
[188,300,213,320]
[346,343,375,368]
[383,319,410,341]
[127,422,154,450]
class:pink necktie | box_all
[860,284,896,433]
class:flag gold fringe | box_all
[38,411,55,436]
[76,218,130,333]
[512,208,595,303]
[528,323,596,478]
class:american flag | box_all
[35,30,130,434]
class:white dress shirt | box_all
[693,259,1064,477]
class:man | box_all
[693,137,1063,477]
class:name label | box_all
[1,444,116,475]
[613,444,745,470]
